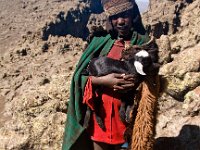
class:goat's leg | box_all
[95,113,105,130]
[119,102,126,123]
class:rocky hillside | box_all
[142,0,200,149]
[0,0,96,149]
[0,0,199,149]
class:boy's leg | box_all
[93,141,109,150]
[113,144,124,150]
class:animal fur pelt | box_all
[125,75,160,150]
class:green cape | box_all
[62,31,150,150]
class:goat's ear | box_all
[134,61,146,75]
[132,45,141,49]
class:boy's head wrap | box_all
[96,0,147,36]
[101,0,135,16]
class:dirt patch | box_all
[0,95,11,127]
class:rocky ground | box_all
[142,0,200,149]
[0,0,89,149]
[0,0,199,150]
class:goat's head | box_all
[134,50,152,75]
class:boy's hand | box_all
[91,73,137,92]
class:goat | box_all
[86,41,160,129]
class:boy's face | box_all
[110,10,133,38]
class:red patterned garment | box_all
[83,40,131,144]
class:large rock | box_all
[0,3,85,147]
[142,0,200,149]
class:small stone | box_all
[39,78,50,86]
[42,43,49,52]
[16,48,27,56]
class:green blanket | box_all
[62,31,149,150]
